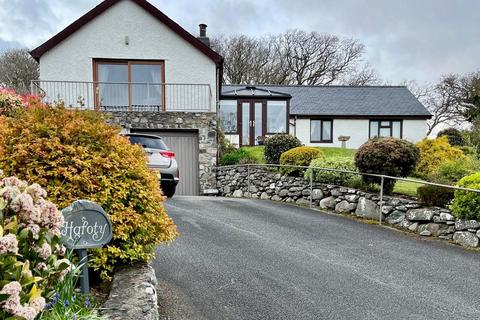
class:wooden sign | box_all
[61,200,112,250]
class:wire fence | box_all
[216,163,480,225]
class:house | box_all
[29,0,431,196]
[220,85,431,149]
[30,0,223,196]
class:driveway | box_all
[152,197,480,320]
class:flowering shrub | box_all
[0,105,177,280]
[0,88,40,117]
[415,136,466,178]
[0,170,71,320]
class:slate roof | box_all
[221,85,431,118]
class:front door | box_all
[240,100,265,146]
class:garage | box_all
[131,129,200,196]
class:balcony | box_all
[30,80,213,112]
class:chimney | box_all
[197,23,210,47]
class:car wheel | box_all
[162,185,176,198]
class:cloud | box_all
[0,0,478,84]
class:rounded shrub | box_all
[305,157,357,185]
[451,172,480,220]
[0,172,70,320]
[355,137,420,194]
[264,134,301,164]
[279,146,323,176]
[415,136,466,178]
[437,128,465,146]
[0,105,177,279]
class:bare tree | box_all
[212,30,377,86]
[0,48,39,94]
[404,79,464,136]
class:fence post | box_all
[379,176,384,225]
[247,164,251,198]
[309,167,313,208]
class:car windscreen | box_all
[127,135,168,150]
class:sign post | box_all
[61,200,113,294]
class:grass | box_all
[241,145,421,197]
[241,146,356,163]
[393,180,420,197]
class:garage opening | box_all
[131,129,200,196]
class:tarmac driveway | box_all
[152,196,480,320]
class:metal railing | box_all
[216,163,480,225]
[31,80,213,112]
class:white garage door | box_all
[132,129,200,196]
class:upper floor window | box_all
[220,100,238,133]
[310,119,333,143]
[94,59,164,111]
[267,101,287,133]
[369,120,402,139]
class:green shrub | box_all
[264,134,301,164]
[415,136,466,178]
[305,157,357,185]
[280,147,323,176]
[458,146,476,157]
[437,128,465,146]
[451,172,480,220]
[0,105,178,280]
[216,128,235,159]
[220,148,251,165]
[417,174,454,207]
[238,157,258,165]
[437,158,479,184]
[355,137,420,194]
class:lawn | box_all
[242,145,420,197]
[241,146,356,163]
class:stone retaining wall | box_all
[101,263,159,320]
[216,166,480,248]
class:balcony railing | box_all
[30,80,213,112]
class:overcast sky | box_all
[0,0,478,85]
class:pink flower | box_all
[14,305,38,320]
[36,242,52,260]
[26,224,41,240]
[0,234,18,254]
[0,281,21,314]
[29,297,46,313]
[1,176,28,189]
[25,183,47,201]
[36,262,47,272]
[55,244,66,257]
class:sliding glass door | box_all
[94,60,164,111]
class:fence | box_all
[30,80,213,112]
[216,163,480,225]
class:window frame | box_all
[266,100,289,135]
[219,99,239,134]
[310,118,334,143]
[369,119,403,139]
[93,58,166,111]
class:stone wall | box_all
[101,263,159,320]
[216,166,480,248]
[106,111,217,193]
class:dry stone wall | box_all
[216,166,480,248]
